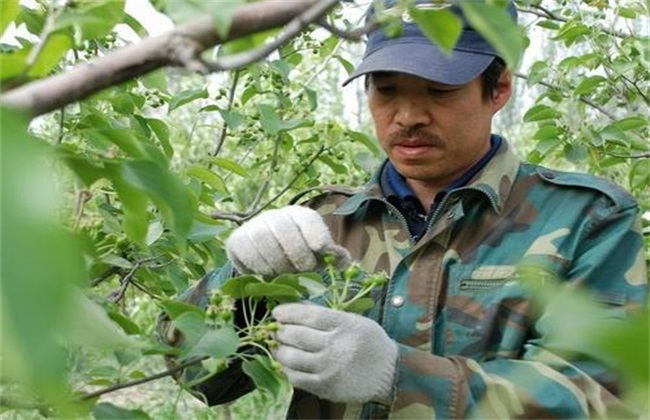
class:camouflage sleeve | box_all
[156,263,256,406]
[389,204,648,418]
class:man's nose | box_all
[394,97,432,128]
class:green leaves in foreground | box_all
[517,266,649,410]
[459,1,525,67]
[1,107,133,412]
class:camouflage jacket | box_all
[162,139,648,418]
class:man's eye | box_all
[375,86,395,95]
[428,88,453,96]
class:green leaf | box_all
[168,88,209,112]
[92,402,150,419]
[257,104,313,135]
[244,283,303,301]
[55,0,125,41]
[211,0,243,38]
[187,165,228,193]
[553,20,590,46]
[526,61,548,87]
[218,109,246,130]
[533,137,563,155]
[319,155,348,174]
[221,275,263,299]
[241,355,285,398]
[184,327,240,360]
[123,12,149,38]
[459,2,525,66]
[57,149,106,187]
[523,104,562,122]
[174,312,208,349]
[145,118,173,158]
[0,48,29,81]
[334,55,355,75]
[140,70,168,94]
[563,143,588,163]
[612,116,647,131]
[101,254,134,269]
[27,32,72,78]
[209,157,249,177]
[187,220,228,243]
[630,159,650,191]
[146,220,164,246]
[271,274,309,296]
[342,297,375,314]
[108,166,149,245]
[160,300,205,320]
[409,7,462,54]
[107,310,141,335]
[121,160,195,238]
[533,125,561,141]
[1,0,20,35]
[349,130,382,157]
[573,75,606,96]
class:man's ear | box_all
[491,69,512,113]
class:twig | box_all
[211,145,326,223]
[107,256,162,302]
[517,5,629,39]
[604,151,650,159]
[79,356,208,401]
[201,0,341,72]
[108,262,141,303]
[619,74,650,106]
[514,72,617,120]
[316,18,379,41]
[90,266,122,287]
[211,70,241,161]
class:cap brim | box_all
[342,42,495,86]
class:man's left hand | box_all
[271,303,397,404]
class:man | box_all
[160,0,648,418]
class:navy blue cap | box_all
[343,0,518,86]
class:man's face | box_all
[367,71,511,191]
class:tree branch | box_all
[0,0,336,117]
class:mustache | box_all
[388,127,441,146]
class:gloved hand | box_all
[271,303,398,404]
[225,206,351,276]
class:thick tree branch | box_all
[0,0,336,117]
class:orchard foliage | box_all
[1,0,648,418]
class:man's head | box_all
[348,0,518,196]
[344,0,518,88]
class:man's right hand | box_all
[225,206,351,276]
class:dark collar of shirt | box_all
[381,134,503,240]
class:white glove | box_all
[225,206,351,276]
[271,303,398,404]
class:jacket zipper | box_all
[459,279,510,290]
